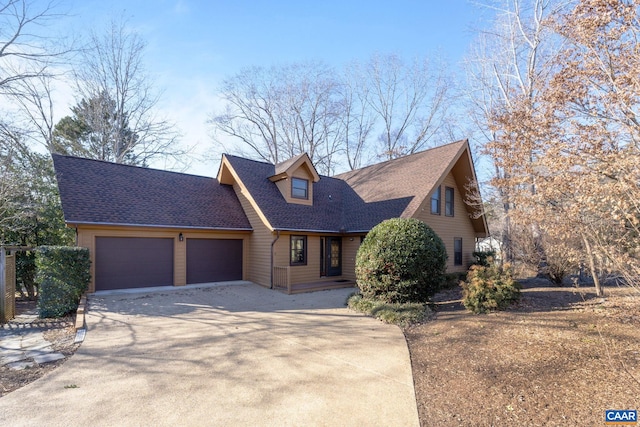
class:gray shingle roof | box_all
[53,140,477,234]
[52,154,252,230]
[224,140,469,232]
[336,140,467,221]
[224,155,353,231]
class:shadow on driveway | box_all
[0,283,419,427]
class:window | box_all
[445,187,454,217]
[290,235,307,265]
[454,238,463,266]
[291,178,309,199]
[430,186,441,215]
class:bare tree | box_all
[0,0,71,95]
[0,0,74,156]
[64,17,184,167]
[475,0,640,295]
[211,54,457,173]
[463,0,571,263]
[9,72,59,152]
[340,61,376,170]
[210,61,344,174]
[211,66,282,164]
[366,53,452,160]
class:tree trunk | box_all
[582,234,603,297]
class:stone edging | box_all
[73,294,87,344]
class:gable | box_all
[337,141,466,217]
[448,145,487,235]
[419,142,488,236]
[220,140,487,235]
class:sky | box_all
[39,0,494,176]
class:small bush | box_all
[347,293,432,327]
[461,263,521,314]
[36,246,91,318]
[472,250,496,267]
[355,218,447,303]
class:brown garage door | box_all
[186,239,243,284]
[95,237,174,291]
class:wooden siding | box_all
[272,233,364,285]
[274,234,320,284]
[413,171,477,273]
[75,225,249,293]
[274,166,314,206]
[234,183,274,287]
[341,237,362,281]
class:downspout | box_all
[270,230,280,289]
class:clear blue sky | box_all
[55,0,492,175]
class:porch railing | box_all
[272,266,291,294]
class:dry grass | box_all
[405,278,640,426]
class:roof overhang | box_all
[66,221,253,232]
[448,140,489,237]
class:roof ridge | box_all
[274,152,306,167]
[224,153,275,167]
[52,153,215,180]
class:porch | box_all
[272,266,356,294]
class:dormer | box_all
[269,153,320,206]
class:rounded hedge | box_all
[355,218,447,303]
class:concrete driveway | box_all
[0,283,419,426]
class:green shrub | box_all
[36,246,91,318]
[461,263,521,314]
[442,272,467,290]
[355,218,447,303]
[347,293,432,327]
[472,250,496,267]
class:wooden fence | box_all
[1,250,16,323]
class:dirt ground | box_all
[0,300,78,397]
[406,278,640,427]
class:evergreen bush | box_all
[36,246,91,318]
[355,218,447,303]
[461,263,521,314]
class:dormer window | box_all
[269,153,319,205]
[292,178,309,199]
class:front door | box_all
[326,237,342,277]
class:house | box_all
[52,139,488,293]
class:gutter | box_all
[267,227,368,234]
[66,221,253,232]
[270,230,281,289]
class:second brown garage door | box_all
[186,239,243,284]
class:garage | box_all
[186,238,243,284]
[95,237,174,291]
